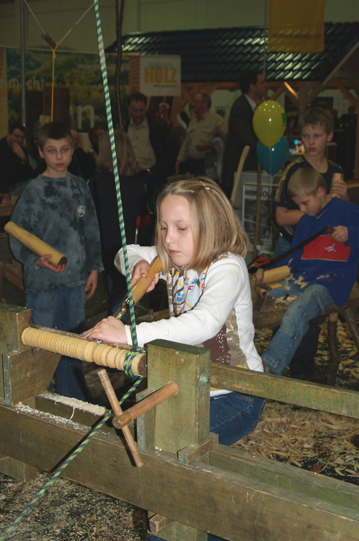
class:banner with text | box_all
[140,55,181,97]
[268,0,325,53]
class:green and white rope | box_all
[93,0,140,351]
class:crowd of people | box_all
[1,78,358,506]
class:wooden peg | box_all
[112,381,179,429]
[97,369,143,468]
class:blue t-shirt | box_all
[276,197,359,307]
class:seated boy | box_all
[262,168,359,376]
[273,106,348,257]
[10,122,103,400]
[272,107,348,379]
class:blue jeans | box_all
[26,285,88,401]
[262,281,334,375]
[148,392,264,541]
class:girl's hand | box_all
[131,259,150,285]
[36,254,66,273]
[332,226,348,243]
[82,316,128,344]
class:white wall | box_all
[0,0,359,53]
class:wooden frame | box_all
[1,303,359,540]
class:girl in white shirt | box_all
[83,177,264,445]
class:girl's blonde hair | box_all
[156,177,248,274]
[97,130,139,176]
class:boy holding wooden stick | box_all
[262,168,359,377]
[10,122,103,400]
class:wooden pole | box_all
[229,145,250,207]
[5,221,67,267]
[252,162,262,259]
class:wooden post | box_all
[137,339,211,541]
[252,162,262,260]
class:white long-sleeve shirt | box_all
[116,245,263,373]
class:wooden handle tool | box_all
[5,221,67,267]
[97,369,143,467]
[114,255,163,319]
[112,381,179,429]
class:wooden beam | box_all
[1,403,359,541]
[209,364,359,419]
[336,81,358,109]
[283,82,299,107]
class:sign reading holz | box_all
[140,55,181,96]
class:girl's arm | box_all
[114,244,159,276]
[123,255,247,347]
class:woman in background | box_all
[88,130,149,315]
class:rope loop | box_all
[123,349,146,378]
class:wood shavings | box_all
[251,310,359,484]
[234,401,359,478]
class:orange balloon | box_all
[253,101,287,148]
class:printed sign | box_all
[140,55,181,97]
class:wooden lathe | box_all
[1,302,359,540]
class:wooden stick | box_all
[252,162,262,260]
[262,265,290,284]
[230,145,250,207]
[97,369,143,468]
[114,255,163,319]
[5,221,67,267]
[112,382,179,429]
[21,327,147,376]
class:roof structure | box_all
[106,22,359,84]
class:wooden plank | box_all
[0,454,37,481]
[0,261,24,290]
[149,514,176,534]
[177,433,218,465]
[3,348,60,405]
[34,393,110,430]
[0,304,31,399]
[1,403,359,540]
[209,445,359,513]
[147,340,211,454]
[209,364,359,419]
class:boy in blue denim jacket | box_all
[262,167,359,377]
[10,122,103,400]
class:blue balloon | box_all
[256,136,289,175]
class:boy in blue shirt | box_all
[10,122,103,400]
[262,167,359,376]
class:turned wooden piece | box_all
[114,255,163,320]
[5,221,67,267]
[21,327,147,376]
[326,313,340,386]
[97,369,143,468]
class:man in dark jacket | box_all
[125,92,178,244]
[221,70,267,198]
